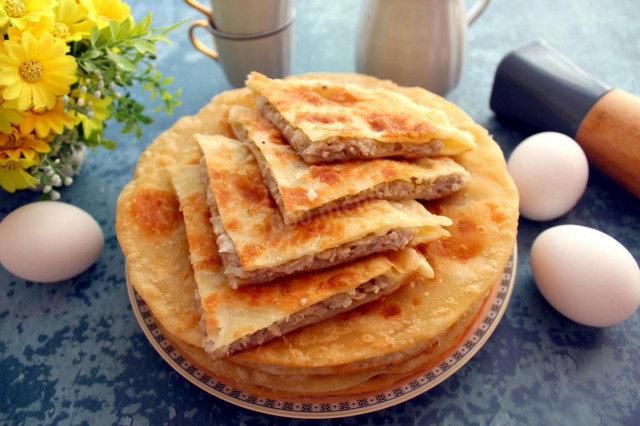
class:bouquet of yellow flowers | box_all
[0,0,181,198]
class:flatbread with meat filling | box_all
[228,105,470,225]
[245,72,477,163]
[116,73,518,399]
[197,134,451,287]
[169,163,433,360]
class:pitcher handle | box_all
[467,0,491,26]
[188,19,219,60]
[183,0,214,21]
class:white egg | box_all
[531,224,640,327]
[507,132,588,221]
[0,201,104,283]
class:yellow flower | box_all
[19,97,75,138]
[6,1,91,45]
[0,31,77,111]
[1,93,24,132]
[6,13,55,43]
[0,6,8,31]
[0,0,57,30]
[82,0,130,26]
[0,126,51,160]
[0,107,23,132]
[0,155,37,192]
[52,0,93,42]
[71,89,112,137]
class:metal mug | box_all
[356,0,491,95]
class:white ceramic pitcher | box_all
[356,0,491,95]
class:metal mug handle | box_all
[467,0,491,26]
[188,19,219,60]
[183,0,214,21]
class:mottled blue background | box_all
[1,0,639,424]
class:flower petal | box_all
[31,83,55,110]
[30,138,52,153]
[1,173,17,193]
[21,32,40,58]
[2,81,23,102]
[0,72,19,86]
[0,109,23,133]
[2,41,25,63]
[16,84,34,110]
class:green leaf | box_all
[132,13,153,36]
[83,137,99,148]
[114,111,127,122]
[80,60,96,73]
[121,121,135,134]
[90,26,100,47]
[117,16,133,40]
[101,139,117,150]
[129,39,156,54]
[106,49,136,73]
[146,34,171,44]
[95,25,113,47]
[158,19,188,35]
[161,91,172,101]
[86,49,103,59]
[109,20,120,41]
[68,14,185,143]
[140,115,154,125]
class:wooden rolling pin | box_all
[490,40,640,198]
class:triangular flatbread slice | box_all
[228,105,470,225]
[196,134,451,287]
[169,164,433,360]
[245,72,476,163]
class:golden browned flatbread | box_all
[116,89,254,347]
[116,73,518,398]
[169,163,433,360]
[156,285,488,400]
[245,72,477,163]
[197,134,451,287]
[228,105,470,225]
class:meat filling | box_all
[255,95,444,163]
[203,275,398,359]
[234,120,467,225]
[202,159,415,287]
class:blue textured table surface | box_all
[2,0,639,424]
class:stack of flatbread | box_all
[116,72,518,401]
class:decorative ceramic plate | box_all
[128,248,516,419]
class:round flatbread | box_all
[116,73,519,396]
